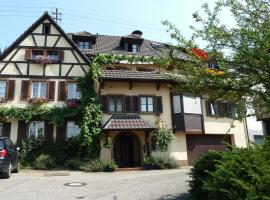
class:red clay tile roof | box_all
[103,114,155,130]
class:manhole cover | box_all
[64,182,87,187]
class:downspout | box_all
[243,118,251,147]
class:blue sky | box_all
[0,0,216,50]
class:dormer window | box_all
[126,43,139,53]
[78,41,91,49]
[43,24,51,35]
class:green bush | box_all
[189,139,270,200]
[151,128,174,152]
[143,151,179,170]
[188,151,223,199]
[65,158,83,170]
[83,159,104,172]
[33,154,56,170]
[103,160,117,172]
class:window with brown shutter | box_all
[59,51,64,61]
[58,81,66,101]
[101,95,108,112]
[20,80,29,100]
[47,81,55,101]
[17,120,28,142]
[155,96,163,114]
[6,80,15,100]
[44,121,54,142]
[25,49,31,60]
[132,96,140,112]
[125,96,132,112]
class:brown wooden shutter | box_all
[6,80,15,100]
[56,123,66,142]
[155,96,163,113]
[17,120,28,142]
[58,81,66,101]
[132,96,140,112]
[2,122,11,137]
[44,121,54,142]
[125,96,132,112]
[25,49,31,60]
[47,81,55,101]
[59,51,64,61]
[20,80,29,100]
[101,95,108,112]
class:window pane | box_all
[148,105,153,112]
[40,82,47,97]
[173,95,181,113]
[67,121,81,138]
[0,81,6,98]
[48,51,59,60]
[116,97,123,112]
[32,82,39,98]
[183,96,202,114]
[29,121,44,139]
[67,83,75,99]
[108,97,115,112]
[141,105,147,112]
[147,97,153,105]
[140,97,146,105]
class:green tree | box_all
[163,0,270,118]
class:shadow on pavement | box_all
[159,193,190,200]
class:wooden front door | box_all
[186,134,232,165]
[113,133,141,168]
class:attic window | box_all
[78,41,91,49]
[43,24,51,35]
[127,44,139,53]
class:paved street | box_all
[0,169,190,200]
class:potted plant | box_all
[34,55,52,64]
[66,99,80,108]
[28,97,48,106]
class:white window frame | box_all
[108,96,123,113]
[67,82,81,100]
[0,81,7,98]
[66,121,81,138]
[29,121,45,139]
[31,82,47,98]
[140,96,154,112]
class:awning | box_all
[102,114,155,131]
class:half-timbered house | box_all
[0,12,89,143]
[0,13,249,167]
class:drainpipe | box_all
[243,118,251,147]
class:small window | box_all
[32,82,47,98]
[108,96,123,112]
[0,81,6,98]
[127,43,139,53]
[66,121,81,138]
[254,135,264,144]
[32,50,44,59]
[140,96,154,112]
[43,24,50,35]
[78,41,91,49]
[67,83,81,100]
[29,121,45,139]
[173,95,181,114]
[183,95,202,114]
[208,60,219,69]
[48,51,59,61]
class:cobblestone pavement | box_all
[0,169,191,200]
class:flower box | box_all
[66,99,80,108]
[34,55,52,64]
[28,97,48,106]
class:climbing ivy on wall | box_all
[0,54,169,159]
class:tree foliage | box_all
[163,0,270,118]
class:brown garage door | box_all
[186,134,232,165]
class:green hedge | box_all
[189,140,270,200]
